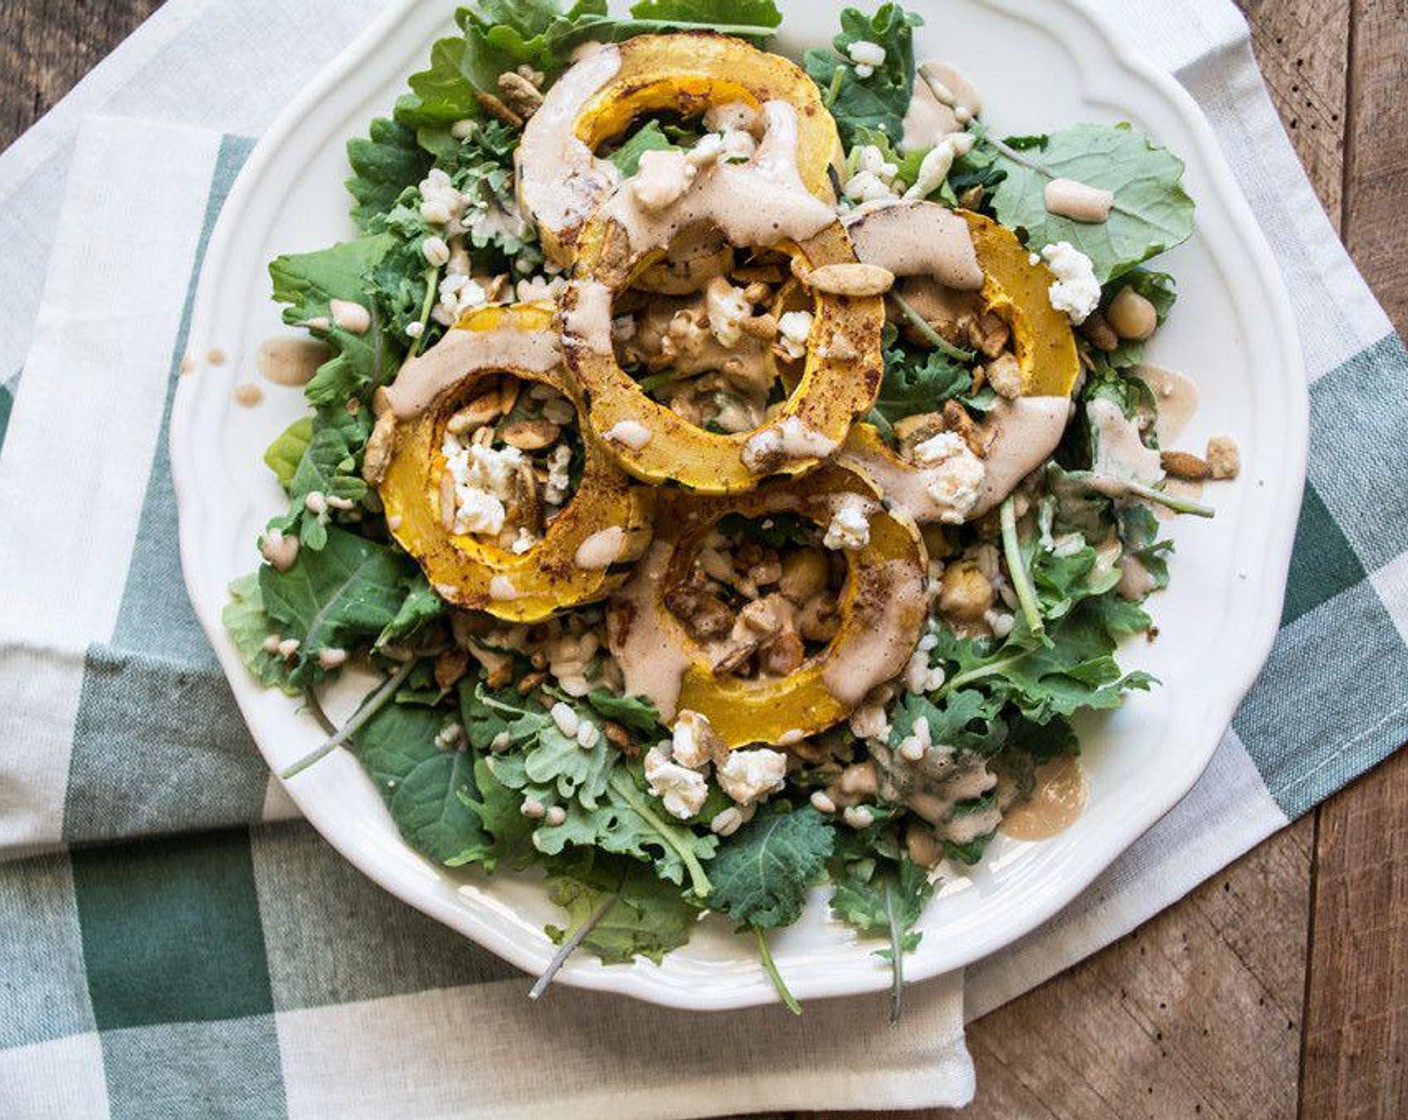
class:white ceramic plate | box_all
[172,0,1306,1010]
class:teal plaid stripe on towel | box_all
[1,1,1404,1117]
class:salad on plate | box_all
[225,0,1240,1013]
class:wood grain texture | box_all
[1237,0,1351,229]
[0,2,1402,1118]
[0,0,161,151]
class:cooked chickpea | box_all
[938,560,994,623]
[1106,286,1158,341]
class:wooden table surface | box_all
[3,2,1403,1117]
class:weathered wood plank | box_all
[1236,0,1351,230]
[1297,4,1408,1116]
[814,818,1313,1120]
[0,0,162,151]
[1301,749,1408,1119]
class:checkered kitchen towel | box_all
[1,1,1404,1117]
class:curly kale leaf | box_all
[222,573,298,695]
[353,698,490,865]
[803,4,923,148]
[545,855,700,964]
[257,527,413,687]
[710,806,835,929]
[531,766,718,895]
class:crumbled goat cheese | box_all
[1041,241,1101,324]
[603,419,652,450]
[705,277,751,348]
[716,748,787,806]
[543,443,574,505]
[824,494,872,551]
[671,710,723,769]
[776,310,814,360]
[644,746,709,820]
[441,436,525,536]
[912,430,986,523]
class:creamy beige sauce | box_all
[383,324,560,420]
[329,298,371,335]
[969,396,1073,517]
[179,353,196,375]
[819,558,926,707]
[1116,554,1161,599]
[1136,362,1200,445]
[562,280,616,356]
[1043,178,1114,224]
[207,348,227,366]
[900,71,961,151]
[231,382,264,408]
[574,525,627,571]
[610,541,695,722]
[1001,755,1087,841]
[918,60,982,119]
[740,414,838,472]
[838,443,975,525]
[257,337,330,387]
[515,44,622,246]
[1088,397,1163,486]
[844,200,983,290]
[598,101,834,255]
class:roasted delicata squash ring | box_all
[562,221,886,494]
[378,303,654,623]
[608,465,929,748]
[961,210,1080,398]
[518,32,844,265]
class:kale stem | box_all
[753,926,802,1016]
[528,894,616,1002]
[1001,495,1045,639]
[825,66,845,110]
[937,652,1030,698]
[885,882,904,1026]
[280,659,417,779]
[888,293,976,362]
[608,771,712,898]
[405,265,439,361]
[1116,478,1216,518]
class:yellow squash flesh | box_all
[961,210,1080,398]
[641,466,927,748]
[378,303,653,623]
[541,32,843,264]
